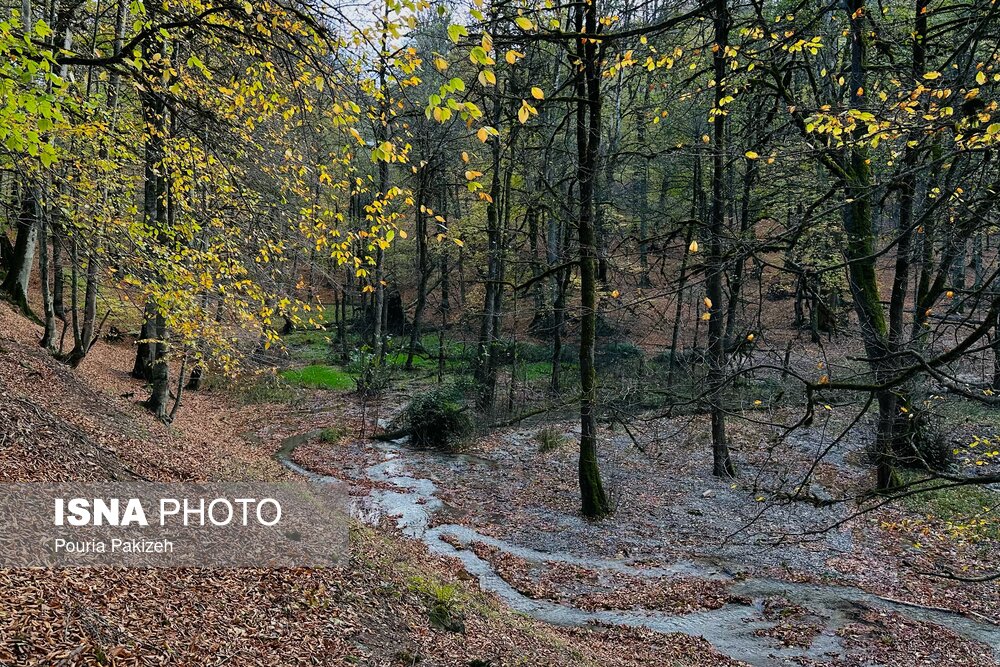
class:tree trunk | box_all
[51,223,64,319]
[575,0,610,518]
[145,310,170,420]
[140,39,171,420]
[38,215,56,349]
[405,164,430,370]
[1,187,39,317]
[186,363,204,391]
[707,0,735,478]
[844,0,898,491]
[132,302,156,380]
[475,76,506,415]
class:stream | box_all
[276,431,1000,667]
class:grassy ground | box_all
[282,364,355,390]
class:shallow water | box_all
[277,433,1000,667]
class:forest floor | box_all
[276,347,1000,666]
[1,297,999,666]
[0,300,740,667]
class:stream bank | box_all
[276,430,1000,667]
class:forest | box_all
[0,0,999,662]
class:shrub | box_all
[868,405,954,473]
[403,387,471,451]
[408,576,465,633]
[595,341,643,370]
[894,417,954,472]
[535,426,568,453]
[347,347,395,396]
[320,425,346,443]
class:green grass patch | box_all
[386,351,436,369]
[281,330,336,363]
[281,364,354,390]
[408,575,465,632]
[420,334,474,360]
[512,360,580,384]
[516,361,553,382]
[936,397,1000,428]
[901,475,1000,541]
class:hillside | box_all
[0,301,739,666]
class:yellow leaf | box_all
[518,105,530,123]
[530,86,544,100]
[515,16,533,30]
[701,312,711,321]
[744,150,759,159]
[977,71,987,85]
[689,240,699,252]
[703,297,713,308]
[477,127,489,142]
[923,71,941,80]
[478,70,496,86]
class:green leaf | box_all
[447,24,467,43]
[33,20,52,38]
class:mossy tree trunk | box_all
[844,0,900,491]
[575,0,609,518]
